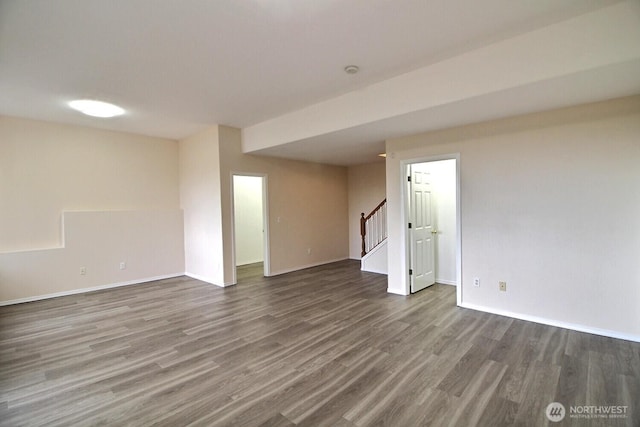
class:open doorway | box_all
[404,157,459,295]
[232,174,270,283]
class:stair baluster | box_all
[360,198,387,256]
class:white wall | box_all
[386,96,640,340]
[0,116,184,303]
[233,175,264,265]
[360,240,388,275]
[347,162,386,259]
[179,127,225,285]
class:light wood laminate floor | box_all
[1,260,638,426]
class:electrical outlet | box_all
[119,262,126,270]
[473,277,480,287]
[499,281,507,292]
[307,248,312,255]
[80,267,86,275]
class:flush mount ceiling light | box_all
[68,99,125,118]
[344,65,359,74]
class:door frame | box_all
[230,172,271,284]
[401,154,461,305]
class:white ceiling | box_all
[1,0,636,166]
[253,58,640,165]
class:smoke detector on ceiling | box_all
[344,65,359,75]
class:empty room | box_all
[1,1,639,426]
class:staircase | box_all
[360,199,388,274]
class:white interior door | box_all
[409,164,436,293]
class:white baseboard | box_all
[362,266,388,275]
[0,273,185,306]
[268,257,349,277]
[436,278,457,286]
[458,302,640,343]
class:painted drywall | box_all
[179,127,225,285]
[0,210,185,303]
[386,96,640,340]
[361,240,387,275]
[347,162,386,259]
[233,175,264,265]
[0,117,184,303]
[0,116,180,252]
[178,125,349,286]
[243,2,640,153]
[424,159,457,285]
[218,126,349,283]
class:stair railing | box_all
[360,199,387,256]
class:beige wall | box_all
[347,162,386,259]
[386,96,640,340]
[218,126,349,282]
[0,117,184,303]
[179,125,349,286]
[0,116,180,252]
[0,210,185,302]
